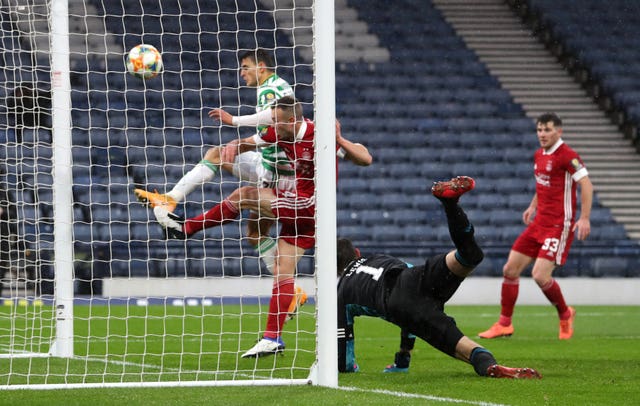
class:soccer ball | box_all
[126,44,163,79]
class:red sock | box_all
[183,199,239,235]
[499,276,519,326]
[541,278,569,318]
[263,278,295,339]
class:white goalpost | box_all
[0,0,336,389]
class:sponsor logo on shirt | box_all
[536,173,551,187]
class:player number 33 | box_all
[542,238,560,253]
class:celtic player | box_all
[134,49,305,315]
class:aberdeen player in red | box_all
[154,96,371,357]
[479,112,593,340]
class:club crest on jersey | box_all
[545,160,553,172]
[265,93,275,102]
[571,158,583,171]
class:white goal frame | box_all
[0,0,337,389]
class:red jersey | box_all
[254,119,342,195]
[533,140,588,227]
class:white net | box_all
[0,0,321,387]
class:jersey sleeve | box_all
[252,126,275,147]
[337,287,358,373]
[565,150,589,181]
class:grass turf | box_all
[0,304,638,405]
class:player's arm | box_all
[208,108,273,127]
[523,193,538,225]
[338,298,359,373]
[220,135,259,164]
[384,329,415,373]
[573,176,593,240]
[335,120,372,166]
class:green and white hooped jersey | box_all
[256,74,295,180]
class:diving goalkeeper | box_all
[337,176,542,379]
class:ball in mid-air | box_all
[126,44,163,79]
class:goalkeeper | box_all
[337,176,542,379]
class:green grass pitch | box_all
[1,304,638,405]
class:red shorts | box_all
[271,190,315,250]
[511,222,574,266]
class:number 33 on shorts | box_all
[542,238,559,253]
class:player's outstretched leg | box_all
[134,189,177,212]
[432,176,483,271]
[153,206,186,239]
[469,346,541,379]
[431,176,475,200]
[486,364,542,379]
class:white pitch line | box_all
[79,355,265,380]
[339,386,508,406]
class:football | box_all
[126,44,163,79]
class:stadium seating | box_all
[526,0,640,139]
[3,0,637,283]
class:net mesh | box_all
[0,0,316,385]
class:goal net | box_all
[0,0,337,388]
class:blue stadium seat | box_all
[590,257,629,277]
[372,225,406,242]
[501,225,524,242]
[393,209,423,226]
[489,209,522,226]
[337,210,361,227]
[359,209,395,227]
[508,193,533,209]
[472,257,500,277]
[403,224,427,242]
[338,225,370,242]
[476,194,508,209]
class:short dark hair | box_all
[536,112,562,127]
[337,238,358,276]
[239,48,275,70]
[273,96,303,121]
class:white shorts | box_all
[231,151,261,184]
[231,151,278,188]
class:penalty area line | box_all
[339,386,507,406]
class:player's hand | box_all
[522,207,535,225]
[208,108,234,125]
[221,140,239,164]
[335,119,342,141]
[572,218,591,240]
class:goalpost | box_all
[0,0,336,389]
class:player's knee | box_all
[502,263,520,279]
[457,244,484,268]
[245,229,261,246]
[531,270,552,288]
[229,186,253,203]
[203,146,220,162]
[466,245,484,268]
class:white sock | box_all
[167,160,218,202]
[257,237,277,274]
